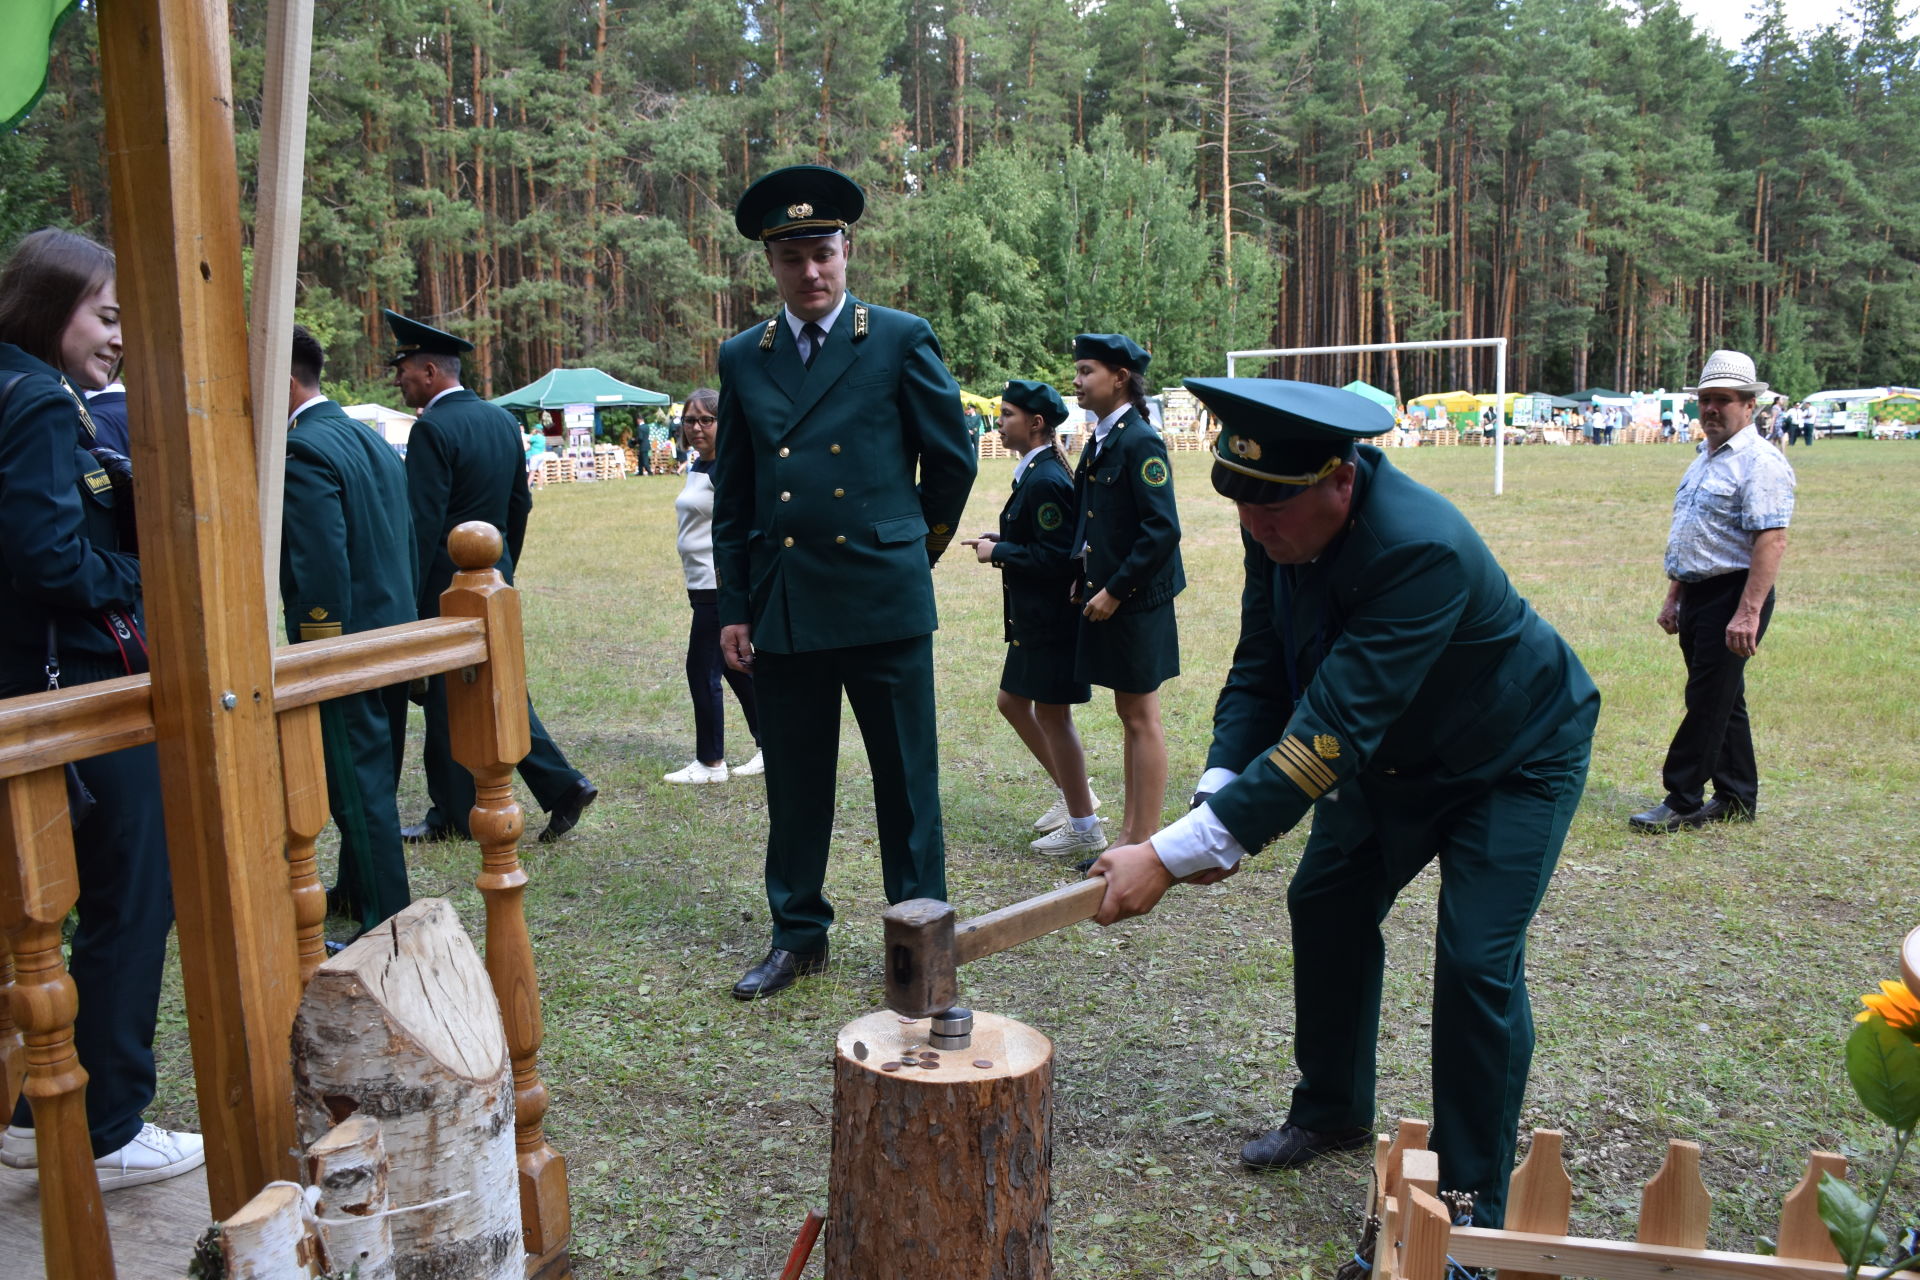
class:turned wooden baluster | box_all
[0,768,115,1279]
[438,520,571,1270]
[280,703,330,985]
[1,938,23,1113]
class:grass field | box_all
[146,437,1919,1278]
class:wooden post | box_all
[0,769,114,1279]
[1502,1129,1573,1280]
[291,898,520,1279]
[306,1116,396,1280]
[1776,1152,1848,1263]
[1637,1139,1711,1249]
[827,1009,1053,1277]
[279,705,330,986]
[437,523,572,1271]
[97,0,303,1213]
[1396,1186,1456,1280]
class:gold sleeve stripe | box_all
[1268,736,1337,797]
[299,622,345,640]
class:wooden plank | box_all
[0,1159,210,1278]
[1445,1225,1852,1280]
[246,0,315,609]
[1502,1129,1573,1280]
[1400,1187,1454,1280]
[97,0,302,1215]
[1638,1138,1711,1249]
[0,620,487,782]
[1775,1152,1847,1263]
[953,876,1107,964]
[0,770,113,1279]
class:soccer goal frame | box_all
[1226,337,1511,495]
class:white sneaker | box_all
[1032,788,1098,832]
[732,750,765,777]
[1,1124,35,1168]
[1030,821,1109,857]
[93,1122,205,1190]
[663,760,728,784]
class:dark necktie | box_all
[801,321,825,367]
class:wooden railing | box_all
[0,521,570,1280]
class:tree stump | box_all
[307,1114,396,1280]
[291,898,520,1280]
[828,1009,1052,1278]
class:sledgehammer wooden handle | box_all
[955,876,1107,965]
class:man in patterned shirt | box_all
[1630,350,1795,833]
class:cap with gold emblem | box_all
[733,165,866,242]
[382,308,475,367]
[1185,377,1394,504]
[1001,379,1070,428]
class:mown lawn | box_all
[150,437,1919,1278]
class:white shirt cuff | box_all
[1196,767,1240,796]
[1150,803,1248,880]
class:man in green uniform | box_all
[1089,378,1598,1227]
[713,165,977,999]
[282,324,415,935]
[387,309,598,844]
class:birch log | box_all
[291,898,519,1280]
[307,1114,397,1280]
[219,1181,323,1279]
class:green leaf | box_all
[1818,1171,1891,1266]
[1846,1018,1920,1132]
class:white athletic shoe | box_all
[94,1123,205,1190]
[1030,820,1109,857]
[663,760,729,784]
[1032,788,1099,833]
[732,750,766,777]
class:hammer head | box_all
[883,898,957,1017]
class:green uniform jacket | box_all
[281,399,417,642]
[0,345,143,683]
[405,388,531,616]
[990,448,1079,643]
[1070,407,1185,610]
[1206,446,1599,855]
[711,296,976,653]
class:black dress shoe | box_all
[538,778,598,843]
[1627,802,1712,833]
[731,947,829,1000]
[1241,1122,1372,1170]
[1699,796,1755,823]
[401,820,453,843]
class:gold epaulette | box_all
[759,317,780,351]
[853,304,869,340]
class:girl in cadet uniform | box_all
[1068,333,1185,850]
[963,380,1104,858]
[0,228,204,1188]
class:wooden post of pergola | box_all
[97,0,303,1214]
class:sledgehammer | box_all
[883,876,1108,1020]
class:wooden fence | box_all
[0,522,570,1280]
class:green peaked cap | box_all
[382,308,474,366]
[734,165,865,241]
[1185,377,1394,503]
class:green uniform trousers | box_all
[753,634,946,953]
[421,675,583,837]
[1284,736,1591,1227]
[322,682,412,933]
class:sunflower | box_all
[1856,979,1920,1039]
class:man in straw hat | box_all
[712,164,976,999]
[1629,349,1794,833]
[1084,377,1599,1228]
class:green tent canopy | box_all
[1568,387,1625,403]
[1341,380,1398,411]
[491,368,670,411]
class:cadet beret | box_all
[383,308,474,366]
[1001,379,1070,428]
[734,165,866,242]
[1073,333,1150,374]
[1185,377,1393,504]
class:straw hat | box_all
[1684,349,1768,395]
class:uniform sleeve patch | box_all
[1141,456,1170,487]
[1313,734,1340,760]
[1036,501,1063,531]
[1267,735,1338,799]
